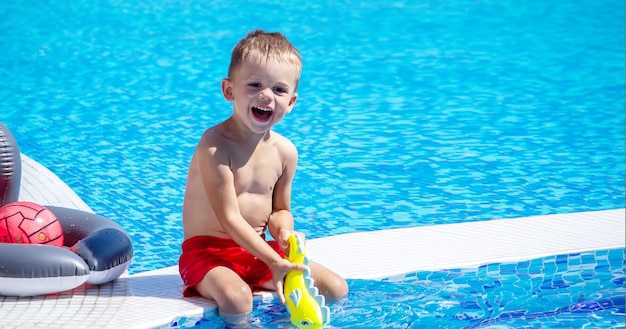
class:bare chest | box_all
[230,153,282,195]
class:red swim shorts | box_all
[178,235,284,297]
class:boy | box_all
[178,30,349,323]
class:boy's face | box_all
[222,59,299,135]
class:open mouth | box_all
[251,106,273,122]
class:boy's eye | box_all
[274,87,287,93]
[248,83,261,88]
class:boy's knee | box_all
[323,276,349,300]
[217,284,254,314]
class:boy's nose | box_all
[258,88,272,100]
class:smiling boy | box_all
[178,30,348,324]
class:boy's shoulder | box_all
[198,122,227,140]
[269,130,296,150]
[269,131,298,162]
[193,124,228,155]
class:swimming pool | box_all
[167,248,625,328]
[1,0,624,327]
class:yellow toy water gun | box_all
[283,234,330,328]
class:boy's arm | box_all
[268,139,298,248]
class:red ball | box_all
[0,201,64,247]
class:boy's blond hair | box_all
[228,30,302,88]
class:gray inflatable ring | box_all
[0,122,134,297]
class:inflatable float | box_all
[0,122,133,297]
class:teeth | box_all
[254,106,272,112]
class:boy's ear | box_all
[221,78,234,101]
[286,92,298,113]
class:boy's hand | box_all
[272,230,308,303]
[277,229,306,254]
[271,258,307,304]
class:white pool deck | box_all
[1,154,624,329]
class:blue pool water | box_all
[0,0,624,327]
[168,248,625,328]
